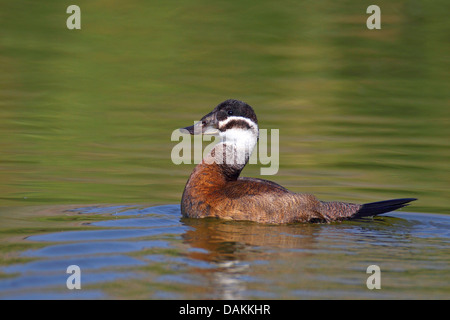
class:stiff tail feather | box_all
[353,198,417,219]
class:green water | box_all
[0,1,449,299]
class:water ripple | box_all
[1,204,449,299]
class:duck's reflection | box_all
[180,218,321,299]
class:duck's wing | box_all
[212,177,324,223]
[237,177,290,192]
[211,177,417,223]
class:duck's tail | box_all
[353,198,417,219]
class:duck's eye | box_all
[227,110,233,115]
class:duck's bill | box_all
[179,122,219,135]
[179,124,197,135]
[180,111,220,135]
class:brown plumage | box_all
[180,99,416,224]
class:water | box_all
[0,204,448,299]
[0,1,449,299]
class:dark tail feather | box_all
[354,198,417,218]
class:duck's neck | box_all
[202,126,258,181]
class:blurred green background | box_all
[0,0,448,213]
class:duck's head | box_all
[180,99,259,168]
[180,99,258,140]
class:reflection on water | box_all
[0,204,448,299]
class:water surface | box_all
[0,204,448,299]
[0,0,449,300]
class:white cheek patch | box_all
[212,116,259,166]
[218,117,258,147]
[219,128,258,165]
[220,128,255,145]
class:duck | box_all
[179,99,416,224]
